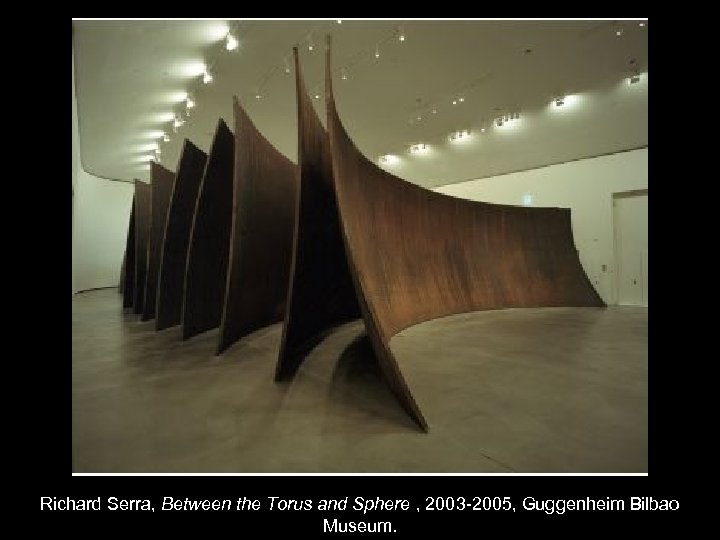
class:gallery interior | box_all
[71,19,648,473]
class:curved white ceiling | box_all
[72,19,647,189]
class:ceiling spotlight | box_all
[255,93,262,100]
[639,22,646,27]
[452,100,457,105]
[379,154,398,165]
[616,29,623,37]
[375,45,380,59]
[459,97,464,103]
[308,34,315,51]
[629,74,641,84]
[226,33,238,51]
[409,143,428,154]
[337,19,342,24]
[555,97,565,107]
[314,93,320,100]
[186,95,195,109]
[416,115,422,122]
[202,70,213,84]
[398,26,405,41]
[431,108,437,114]
[480,127,486,133]
[341,68,348,80]
[163,133,170,142]
[173,116,184,129]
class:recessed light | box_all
[226,33,238,51]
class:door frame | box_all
[612,188,648,306]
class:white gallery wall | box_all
[73,50,134,294]
[435,147,648,305]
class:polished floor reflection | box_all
[72,290,647,473]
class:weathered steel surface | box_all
[217,99,297,355]
[275,48,361,380]
[325,37,604,430]
[142,162,176,321]
[182,119,234,340]
[156,141,207,331]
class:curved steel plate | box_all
[132,180,151,315]
[275,48,361,380]
[156,140,207,331]
[182,119,235,340]
[142,162,176,321]
[325,37,604,430]
[217,98,297,355]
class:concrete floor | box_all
[72,290,647,473]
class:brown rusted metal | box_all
[156,140,207,331]
[317,36,604,430]
[217,98,297,355]
[132,180,151,315]
[275,48,361,380]
[182,119,235,340]
[142,162,176,322]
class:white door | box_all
[613,191,648,306]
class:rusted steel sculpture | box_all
[121,198,135,308]
[141,162,176,322]
[156,141,207,331]
[275,48,361,380]
[280,37,605,431]
[217,98,297,355]
[132,180,151,315]
[182,119,234,340]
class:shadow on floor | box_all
[326,332,418,432]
